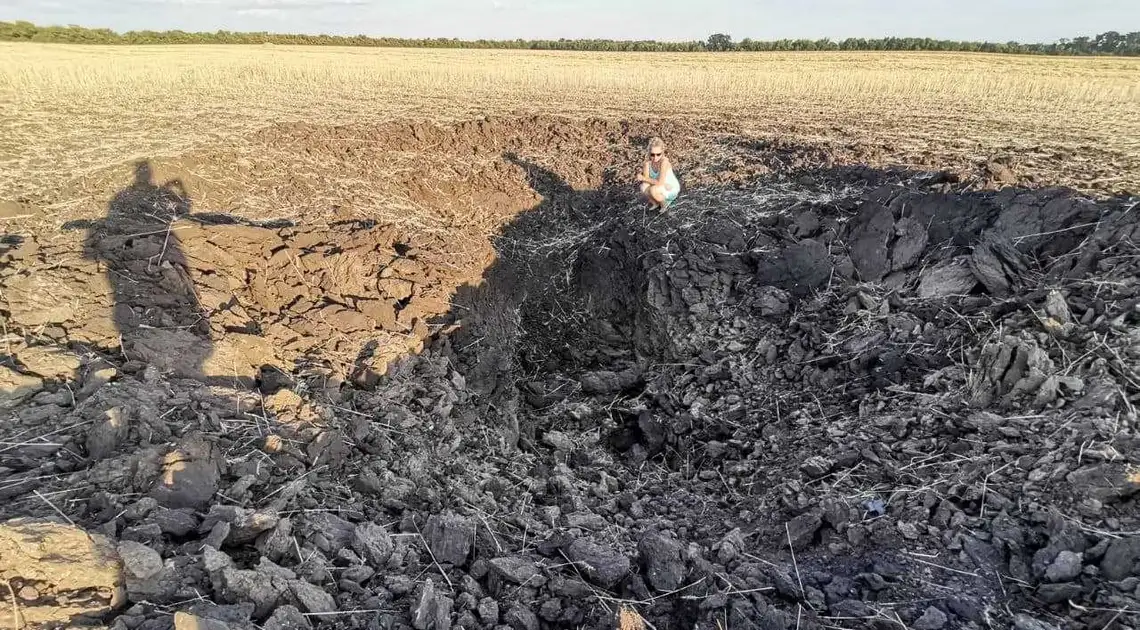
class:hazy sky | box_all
[3,0,1137,42]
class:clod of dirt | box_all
[487,556,541,586]
[566,538,630,588]
[0,520,125,625]
[352,522,395,567]
[847,202,895,281]
[1101,537,1140,581]
[638,532,687,592]
[424,513,475,566]
[264,606,311,630]
[174,612,242,630]
[755,238,833,297]
[86,406,130,461]
[913,606,949,630]
[969,235,1029,296]
[118,539,183,603]
[786,512,824,550]
[153,508,200,537]
[1044,550,1084,582]
[0,366,43,409]
[11,346,82,381]
[504,604,540,630]
[118,540,163,580]
[290,579,336,614]
[200,505,280,545]
[411,579,454,630]
[917,258,978,298]
[215,562,291,619]
[150,432,225,510]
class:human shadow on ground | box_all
[61,161,205,373]
[61,160,293,389]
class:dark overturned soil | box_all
[0,117,1138,630]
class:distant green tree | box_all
[1,22,1138,55]
[1095,31,1123,53]
[705,33,734,51]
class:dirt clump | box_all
[0,117,1137,630]
[0,520,126,626]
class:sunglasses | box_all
[650,152,663,157]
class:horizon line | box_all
[5,19,1132,46]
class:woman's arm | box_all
[638,161,652,183]
[656,158,674,185]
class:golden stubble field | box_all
[1,42,1138,219]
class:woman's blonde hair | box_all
[647,137,666,152]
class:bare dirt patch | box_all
[1,117,1138,630]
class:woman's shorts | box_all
[643,182,679,202]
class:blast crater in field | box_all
[1,116,1138,630]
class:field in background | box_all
[2,42,1139,204]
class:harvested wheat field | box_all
[0,43,1139,630]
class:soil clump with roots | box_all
[0,117,1137,630]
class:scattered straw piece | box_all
[7,579,23,630]
[618,605,646,630]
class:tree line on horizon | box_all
[2,21,1138,56]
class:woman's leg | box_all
[639,183,659,208]
[639,182,653,204]
[649,185,668,206]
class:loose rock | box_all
[1101,537,1140,581]
[353,522,395,567]
[0,519,124,623]
[1045,550,1083,583]
[504,604,539,630]
[567,538,630,588]
[488,556,541,585]
[174,612,235,630]
[424,512,475,566]
[118,541,163,581]
[638,532,686,592]
[87,406,131,460]
[0,366,44,409]
[150,432,224,510]
[264,605,311,630]
[786,512,823,550]
[913,606,948,630]
[290,580,335,614]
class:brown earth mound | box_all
[0,117,1137,630]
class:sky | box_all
[2,0,1137,42]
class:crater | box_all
[2,116,1138,630]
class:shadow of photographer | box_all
[61,160,277,388]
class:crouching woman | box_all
[637,137,680,210]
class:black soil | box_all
[1,136,1138,630]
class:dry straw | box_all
[617,605,647,630]
[2,43,1139,202]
